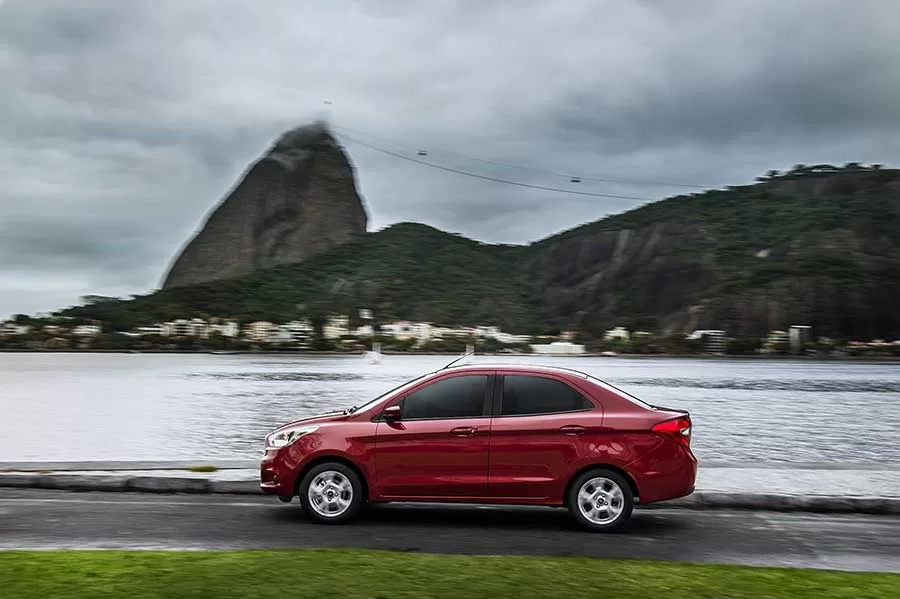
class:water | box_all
[1,353,898,465]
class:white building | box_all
[163,319,209,338]
[354,325,375,337]
[381,320,432,343]
[244,321,275,342]
[687,329,727,353]
[430,325,471,339]
[529,341,586,355]
[604,327,630,341]
[0,322,30,336]
[282,320,314,343]
[209,319,239,338]
[323,315,350,340]
[136,324,166,336]
[789,325,813,353]
[492,332,531,345]
[71,324,102,337]
[763,330,789,351]
[266,327,295,345]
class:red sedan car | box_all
[260,363,696,532]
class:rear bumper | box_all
[628,443,697,504]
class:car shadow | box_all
[268,501,685,534]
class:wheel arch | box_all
[293,454,370,500]
[563,464,640,505]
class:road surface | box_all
[1,489,898,573]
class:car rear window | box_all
[500,375,593,416]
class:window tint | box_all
[399,375,488,420]
[500,375,593,416]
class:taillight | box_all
[652,416,692,447]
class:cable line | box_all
[338,132,656,201]
[332,123,714,190]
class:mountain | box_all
[162,121,368,289]
[62,164,900,341]
[529,164,900,340]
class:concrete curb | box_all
[665,492,900,515]
[2,473,900,515]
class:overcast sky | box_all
[1,0,899,318]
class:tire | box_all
[297,462,365,525]
[566,468,634,532]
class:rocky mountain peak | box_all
[161,122,368,289]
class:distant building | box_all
[429,325,471,339]
[604,327,630,341]
[0,322,30,336]
[763,330,789,352]
[136,325,165,337]
[354,325,375,337]
[686,329,727,353]
[323,315,350,340]
[266,325,297,345]
[71,324,102,337]
[492,332,531,345]
[244,321,275,342]
[282,320,314,343]
[209,319,239,338]
[381,320,431,343]
[163,318,208,338]
[529,341,586,355]
[789,325,813,353]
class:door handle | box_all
[450,426,477,437]
[559,425,586,436]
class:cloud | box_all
[1,0,899,317]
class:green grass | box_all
[181,465,219,473]
[1,549,898,599]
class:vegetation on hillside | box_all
[58,223,541,334]
[54,164,900,340]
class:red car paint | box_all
[260,364,696,512]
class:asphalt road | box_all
[1,489,899,573]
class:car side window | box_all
[399,375,488,420]
[500,375,593,416]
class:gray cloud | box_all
[1,0,899,318]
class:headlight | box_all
[266,424,319,448]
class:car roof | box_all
[440,362,591,379]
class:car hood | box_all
[271,411,349,433]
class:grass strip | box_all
[1,549,898,599]
[181,465,219,473]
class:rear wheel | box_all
[567,469,633,532]
[298,462,364,524]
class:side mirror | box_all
[383,405,401,421]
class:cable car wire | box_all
[332,123,715,190]
[337,132,656,201]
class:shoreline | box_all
[1,348,899,362]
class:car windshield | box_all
[345,372,432,414]
[585,375,655,409]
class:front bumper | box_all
[259,449,294,496]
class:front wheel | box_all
[567,469,634,532]
[297,462,364,524]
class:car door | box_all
[374,372,493,499]
[487,373,599,500]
